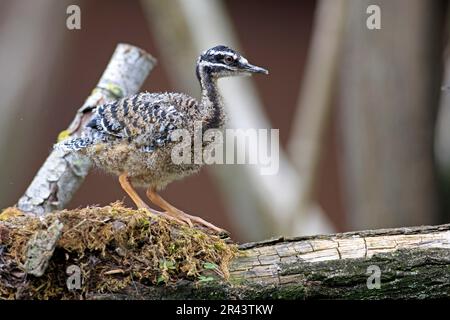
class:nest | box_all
[0,203,237,299]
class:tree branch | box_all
[16,44,157,216]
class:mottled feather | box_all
[54,45,265,190]
[60,92,197,153]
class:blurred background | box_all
[0,0,449,242]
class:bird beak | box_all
[244,63,269,75]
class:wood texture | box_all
[90,224,450,299]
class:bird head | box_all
[196,45,268,80]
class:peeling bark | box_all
[23,219,63,277]
[90,224,450,299]
[17,44,157,216]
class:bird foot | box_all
[137,205,228,236]
[142,207,187,225]
[144,187,230,236]
[169,209,230,236]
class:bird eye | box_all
[223,56,234,65]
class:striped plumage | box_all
[56,45,268,233]
[65,91,207,190]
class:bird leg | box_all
[146,187,228,234]
[119,174,150,210]
[118,173,184,224]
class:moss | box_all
[57,130,71,142]
[0,207,24,221]
[0,203,237,299]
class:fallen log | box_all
[92,223,450,299]
[0,206,448,299]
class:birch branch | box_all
[17,44,157,215]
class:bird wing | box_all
[85,92,186,149]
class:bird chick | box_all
[57,45,268,234]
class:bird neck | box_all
[197,66,225,130]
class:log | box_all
[1,206,449,299]
[16,44,156,216]
[89,223,450,299]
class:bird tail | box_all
[54,137,93,153]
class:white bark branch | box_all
[17,44,157,215]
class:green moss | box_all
[105,83,124,99]
[0,202,237,299]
